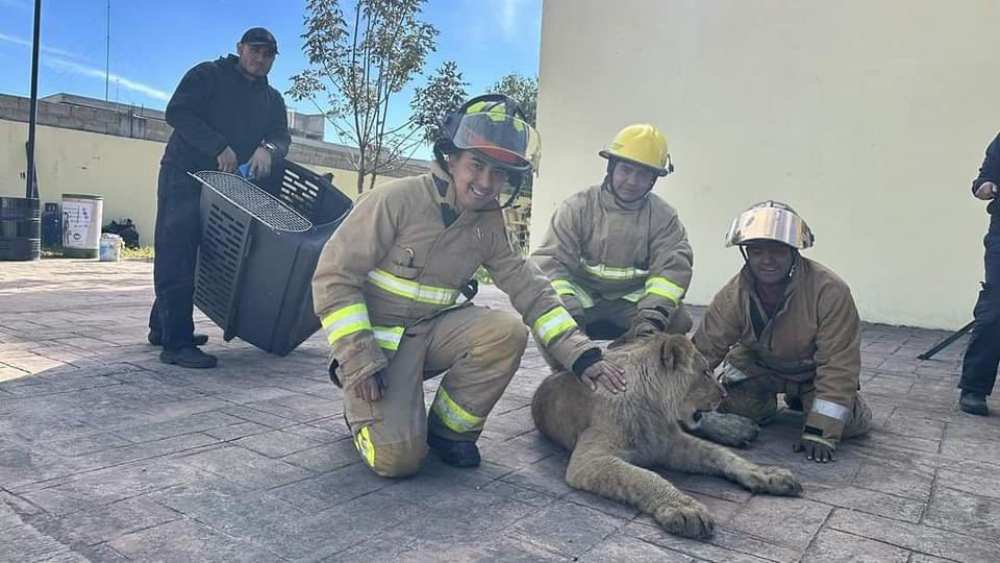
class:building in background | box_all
[0,93,429,245]
[532,0,999,329]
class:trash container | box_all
[41,202,61,250]
[0,196,41,261]
[62,193,103,258]
[192,160,352,356]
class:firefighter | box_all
[692,201,872,463]
[531,124,694,361]
[311,95,626,478]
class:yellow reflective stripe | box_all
[550,279,594,308]
[367,269,459,305]
[582,262,649,281]
[321,303,372,346]
[353,426,376,467]
[533,306,578,345]
[645,276,685,304]
[431,387,486,434]
[372,325,404,351]
[621,288,645,303]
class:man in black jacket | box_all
[149,27,290,368]
[959,133,1000,414]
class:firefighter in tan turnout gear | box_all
[312,95,626,477]
[692,201,872,463]
[532,124,694,363]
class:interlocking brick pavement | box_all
[1,259,998,561]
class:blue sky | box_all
[0,0,541,146]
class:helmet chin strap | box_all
[740,246,800,282]
[603,160,655,206]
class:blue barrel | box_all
[0,196,41,261]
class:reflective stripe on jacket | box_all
[531,185,693,324]
[312,164,596,389]
[692,257,862,443]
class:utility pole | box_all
[105,0,111,102]
[25,0,41,200]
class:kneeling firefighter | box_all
[532,123,694,354]
[312,95,626,478]
[692,201,872,463]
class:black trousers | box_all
[960,213,1000,395]
[148,165,202,349]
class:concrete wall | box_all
[533,0,1000,329]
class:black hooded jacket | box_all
[161,54,290,173]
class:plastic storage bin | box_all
[192,160,352,355]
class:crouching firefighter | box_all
[531,123,694,360]
[312,95,626,477]
[691,201,872,463]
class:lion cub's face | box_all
[646,334,727,431]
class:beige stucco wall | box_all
[533,0,999,329]
[0,121,382,245]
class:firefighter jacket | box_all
[312,164,597,391]
[692,257,862,444]
[532,185,693,327]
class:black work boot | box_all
[160,346,218,369]
[427,433,481,468]
[148,331,208,347]
[959,391,989,416]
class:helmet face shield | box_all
[725,205,814,249]
[451,112,541,173]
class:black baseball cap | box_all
[240,27,278,53]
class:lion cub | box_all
[531,333,802,538]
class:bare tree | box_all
[288,0,440,193]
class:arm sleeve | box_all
[266,93,291,159]
[972,133,1000,195]
[804,283,862,445]
[691,283,743,371]
[637,211,693,324]
[311,191,397,389]
[530,201,587,319]
[164,63,229,159]
[486,218,597,370]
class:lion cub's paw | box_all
[653,499,715,539]
[739,466,803,496]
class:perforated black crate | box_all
[193,160,352,355]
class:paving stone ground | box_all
[1,259,999,562]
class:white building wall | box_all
[532,0,1000,329]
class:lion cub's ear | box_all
[659,335,694,374]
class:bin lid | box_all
[62,193,104,200]
[191,171,312,233]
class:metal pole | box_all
[25,0,41,200]
[105,0,110,102]
[917,320,975,361]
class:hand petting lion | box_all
[531,333,802,539]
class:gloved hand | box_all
[793,436,835,463]
[355,371,387,403]
[631,318,663,338]
[580,359,627,394]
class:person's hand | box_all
[248,146,273,178]
[580,359,627,394]
[355,371,386,403]
[793,437,835,463]
[975,181,998,201]
[217,146,238,173]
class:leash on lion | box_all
[531,332,803,539]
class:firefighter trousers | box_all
[343,305,528,478]
[718,351,872,441]
[540,299,692,371]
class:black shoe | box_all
[427,433,481,468]
[148,331,208,347]
[160,346,218,369]
[959,391,989,416]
